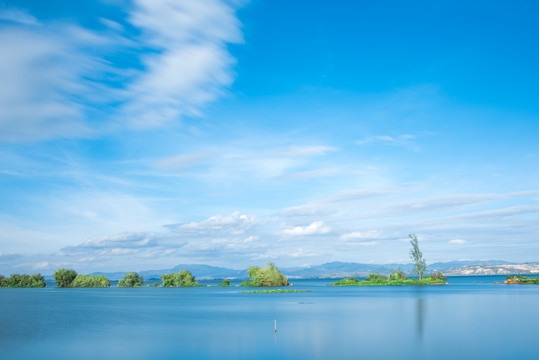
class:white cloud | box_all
[168,211,256,235]
[59,233,159,257]
[283,221,331,236]
[79,233,156,249]
[351,191,539,220]
[0,28,94,142]
[449,239,467,244]
[0,0,245,141]
[282,188,396,218]
[339,230,382,240]
[123,0,243,128]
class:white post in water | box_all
[275,320,277,333]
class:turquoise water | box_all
[1,276,538,359]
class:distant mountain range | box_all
[86,260,539,280]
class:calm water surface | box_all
[1,276,538,359]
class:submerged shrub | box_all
[71,275,110,287]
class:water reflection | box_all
[416,298,425,343]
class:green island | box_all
[329,271,447,286]
[329,234,447,286]
[240,289,310,293]
[240,262,290,287]
[0,273,46,288]
[500,275,539,285]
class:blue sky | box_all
[1,0,538,274]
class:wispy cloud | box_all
[0,0,245,141]
[448,239,467,244]
[355,134,418,151]
[279,168,341,181]
[282,188,397,218]
[276,146,338,157]
[122,0,244,128]
[339,230,382,241]
[0,7,39,25]
[167,211,256,235]
[153,151,218,170]
[282,221,331,236]
[58,232,161,256]
[0,252,22,261]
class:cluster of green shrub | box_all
[329,271,447,286]
[505,275,539,284]
[118,272,144,287]
[240,263,289,287]
[72,275,110,287]
[160,270,201,287]
[54,269,111,287]
[0,273,46,288]
[218,279,231,286]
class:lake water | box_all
[1,276,538,359]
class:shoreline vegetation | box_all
[0,263,290,288]
[0,274,46,288]
[496,275,539,285]
[329,271,448,286]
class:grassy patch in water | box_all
[329,276,447,286]
[239,289,311,293]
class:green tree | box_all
[118,272,144,287]
[54,269,77,288]
[243,262,289,287]
[0,275,7,287]
[409,234,427,280]
[160,270,198,287]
